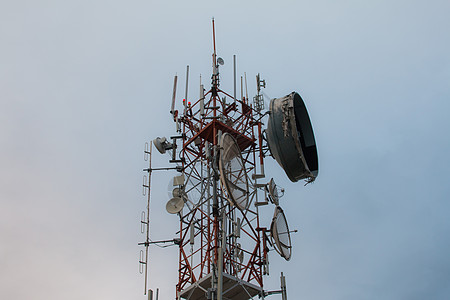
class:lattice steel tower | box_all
[139,19,319,300]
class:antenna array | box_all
[138,19,319,300]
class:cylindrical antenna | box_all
[235,217,241,238]
[256,73,260,94]
[184,65,189,115]
[281,272,287,300]
[212,18,216,63]
[148,289,153,300]
[233,55,236,101]
[212,18,217,78]
[200,83,205,116]
[264,251,270,275]
[212,54,217,78]
[171,75,178,114]
[190,223,195,245]
[258,122,265,176]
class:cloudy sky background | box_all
[1,0,450,299]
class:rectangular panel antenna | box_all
[171,75,178,114]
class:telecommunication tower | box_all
[139,20,319,300]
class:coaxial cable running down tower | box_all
[139,19,319,300]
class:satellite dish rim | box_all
[266,92,318,182]
[267,178,279,205]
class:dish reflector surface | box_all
[219,133,249,210]
[166,197,184,214]
[270,206,292,260]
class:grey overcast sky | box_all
[1,0,450,299]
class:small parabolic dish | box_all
[270,206,292,261]
[172,187,182,198]
[266,92,318,182]
[267,178,279,205]
[166,197,184,214]
[167,175,185,199]
[219,133,249,210]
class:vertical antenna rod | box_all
[200,77,205,116]
[244,72,248,103]
[211,18,219,94]
[212,18,217,64]
[184,65,189,115]
[240,76,243,101]
[233,55,236,101]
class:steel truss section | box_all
[175,85,266,299]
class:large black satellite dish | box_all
[266,92,318,182]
